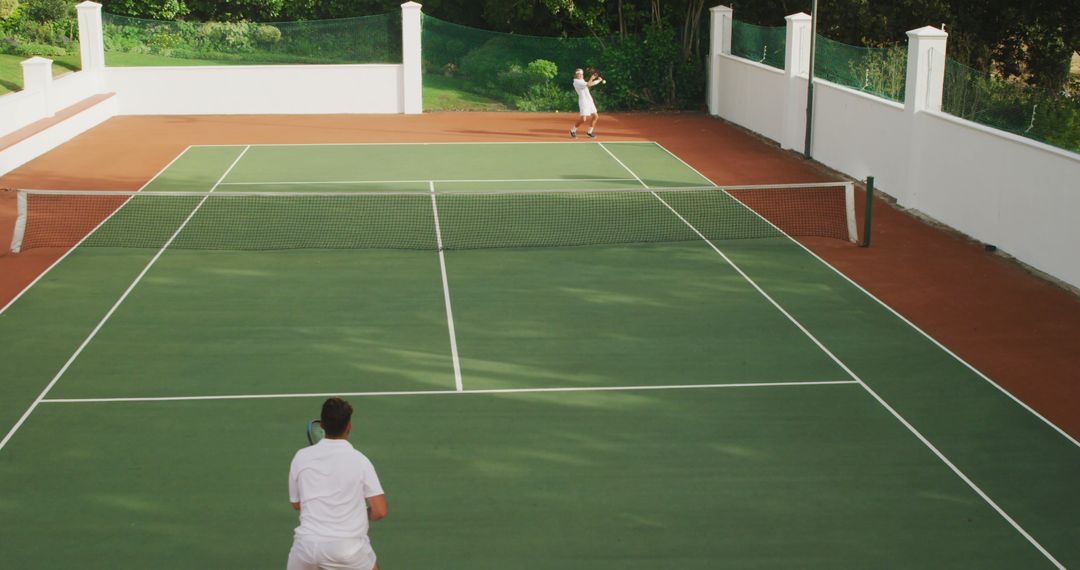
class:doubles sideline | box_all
[597,141,1066,569]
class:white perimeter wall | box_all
[708,7,1080,290]
[105,64,404,115]
[0,71,104,135]
[914,111,1080,288]
[810,81,910,201]
[0,2,424,175]
[0,94,116,175]
[714,55,787,143]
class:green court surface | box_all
[1,142,1077,568]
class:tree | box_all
[99,0,187,20]
[23,0,71,22]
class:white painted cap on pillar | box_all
[20,56,53,90]
[907,25,948,38]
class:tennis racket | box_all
[306,419,324,445]
[585,66,607,85]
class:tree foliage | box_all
[730,0,1078,91]
[7,0,1072,95]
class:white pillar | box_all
[781,12,811,150]
[904,26,948,113]
[710,5,733,56]
[707,5,733,115]
[77,1,106,72]
[401,1,423,114]
[21,57,54,116]
[901,25,947,209]
[784,13,811,77]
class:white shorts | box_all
[287,537,376,570]
[579,100,597,117]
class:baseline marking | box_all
[599,141,1065,569]
[0,146,251,453]
[40,380,860,404]
[430,181,464,392]
[219,178,638,186]
[189,141,644,148]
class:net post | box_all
[860,176,874,247]
[11,190,27,253]
[844,182,857,242]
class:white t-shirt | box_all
[573,78,597,116]
[289,439,384,541]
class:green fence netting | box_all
[101,12,401,66]
[422,14,604,110]
[730,20,785,70]
[942,56,1079,153]
[814,35,906,102]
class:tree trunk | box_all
[618,0,625,37]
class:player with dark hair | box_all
[288,397,387,570]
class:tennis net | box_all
[7,183,857,253]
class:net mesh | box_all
[10,185,855,253]
[101,12,401,66]
[814,35,906,102]
[731,20,786,70]
[942,57,1080,153]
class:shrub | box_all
[198,21,253,53]
[253,24,280,45]
[525,58,557,82]
[13,18,75,46]
[459,36,521,85]
[8,39,67,57]
[23,0,69,22]
[515,82,576,112]
[0,0,19,20]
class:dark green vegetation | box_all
[1,142,1078,567]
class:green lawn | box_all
[0,53,81,95]
[423,73,509,111]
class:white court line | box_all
[0,146,252,454]
[0,145,196,317]
[40,380,860,404]
[218,178,638,186]
[189,141,643,148]
[598,141,1065,569]
[649,141,1078,450]
[429,181,464,392]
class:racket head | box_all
[306,419,324,446]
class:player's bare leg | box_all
[571,115,588,138]
[587,113,599,138]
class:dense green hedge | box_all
[424,17,705,112]
[101,13,400,65]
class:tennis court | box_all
[0,141,1077,568]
